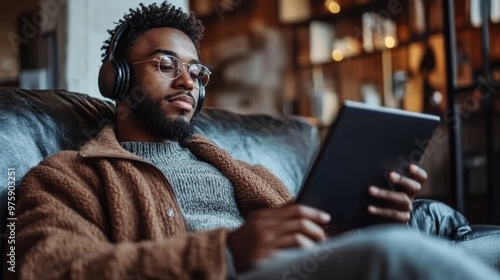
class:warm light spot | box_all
[384,36,396,48]
[332,49,343,61]
[432,91,443,104]
[329,2,340,13]
[324,0,340,14]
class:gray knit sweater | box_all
[120,141,245,233]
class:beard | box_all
[132,94,195,142]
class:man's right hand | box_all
[226,204,331,272]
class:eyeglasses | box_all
[131,55,211,89]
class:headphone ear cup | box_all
[195,86,205,115]
[112,58,130,100]
[97,58,130,100]
[98,60,116,99]
[99,22,128,99]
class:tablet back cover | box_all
[296,101,441,228]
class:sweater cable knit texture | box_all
[120,141,245,232]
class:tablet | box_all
[295,101,441,228]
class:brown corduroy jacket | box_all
[15,125,294,280]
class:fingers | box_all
[368,186,412,212]
[270,204,331,225]
[368,186,412,224]
[388,171,421,199]
[273,233,317,249]
[367,205,411,224]
[228,205,330,272]
[409,164,428,184]
[274,219,327,242]
[245,205,329,244]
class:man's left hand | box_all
[367,164,427,224]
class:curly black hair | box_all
[100,1,204,64]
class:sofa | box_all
[0,86,499,274]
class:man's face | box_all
[124,27,202,141]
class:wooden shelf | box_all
[281,0,402,27]
[292,23,495,71]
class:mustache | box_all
[165,91,195,101]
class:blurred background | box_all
[2,0,499,224]
[193,0,500,226]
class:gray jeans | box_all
[237,225,500,280]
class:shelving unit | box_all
[443,0,500,224]
[283,1,444,120]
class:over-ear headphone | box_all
[194,80,205,116]
[98,22,205,115]
[98,22,130,100]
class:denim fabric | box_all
[238,226,500,280]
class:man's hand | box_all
[367,164,427,224]
[226,204,330,272]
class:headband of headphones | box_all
[97,22,205,115]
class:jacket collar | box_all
[78,125,215,160]
[78,125,141,160]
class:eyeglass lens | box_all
[158,55,210,88]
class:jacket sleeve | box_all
[14,155,228,280]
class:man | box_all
[13,2,500,280]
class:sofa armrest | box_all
[454,225,500,242]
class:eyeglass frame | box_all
[130,54,211,89]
